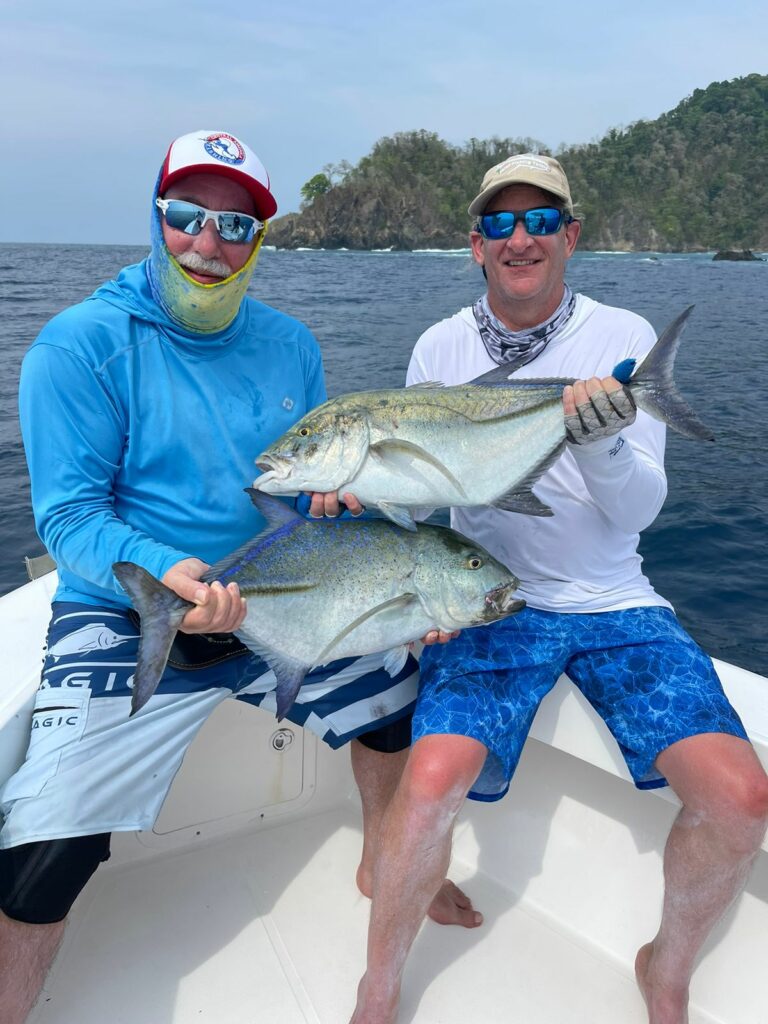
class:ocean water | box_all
[1,244,766,675]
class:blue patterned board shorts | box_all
[0,602,418,847]
[414,606,747,802]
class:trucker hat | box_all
[159,130,277,219]
[468,153,573,217]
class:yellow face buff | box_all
[151,220,268,334]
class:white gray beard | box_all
[175,251,232,279]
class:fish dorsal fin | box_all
[409,380,446,389]
[471,364,575,388]
[204,492,306,584]
[245,488,304,526]
[491,438,567,517]
[369,439,468,498]
[313,594,419,667]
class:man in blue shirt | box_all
[0,130,468,1024]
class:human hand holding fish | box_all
[161,558,247,634]
[563,376,637,445]
[307,490,365,518]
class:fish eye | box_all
[467,556,483,570]
[298,427,312,437]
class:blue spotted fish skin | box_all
[113,491,523,718]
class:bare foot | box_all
[426,879,483,927]
[357,866,482,929]
[635,942,689,1024]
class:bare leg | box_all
[351,739,483,928]
[0,911,66,1024]
[351,734,487,1024]
[352,739,408,899]
[635,734,768,1024]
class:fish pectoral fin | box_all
[383,644,410,677]
[376,502,418,531]
[369,440,468,498]
[313,594,419,667]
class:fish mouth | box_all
[254,454,292,482]
[483,582,525,620]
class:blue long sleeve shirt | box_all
[19,260,326,608]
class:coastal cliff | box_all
[269,74,768,253]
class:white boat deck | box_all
[2,575,767,1024]
[30,799,655,1024]
[27,735,768,1024]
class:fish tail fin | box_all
[112,562,193,716]
[623,306,715,441]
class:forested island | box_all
[269,73,768,253]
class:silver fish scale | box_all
[362,385,563,427]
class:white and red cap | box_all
[159,130,277,219]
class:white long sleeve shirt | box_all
[406,294,672,613]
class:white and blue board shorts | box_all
[0,602,419,848]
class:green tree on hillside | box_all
[271,74,768,252]
[300,173,332,207]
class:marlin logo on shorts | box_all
[204,133,245,165]
[48,624,135,660]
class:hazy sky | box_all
[3,0,766,244]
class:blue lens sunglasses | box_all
[156,198,263,244]
[476,207,573,240]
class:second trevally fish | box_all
[113,491,524,719]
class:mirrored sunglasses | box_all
[155,198,263,244]
[476,207,572,240]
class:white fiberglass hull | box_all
[1,574,766,1024]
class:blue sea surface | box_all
[1,244,766,674]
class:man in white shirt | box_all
[350,155,768,1024]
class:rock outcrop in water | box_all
[713,250,765,261]
[269,73,768,254]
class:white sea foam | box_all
[413,248,472,255]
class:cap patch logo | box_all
[497,156,551,176]
[204,133,246,165]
